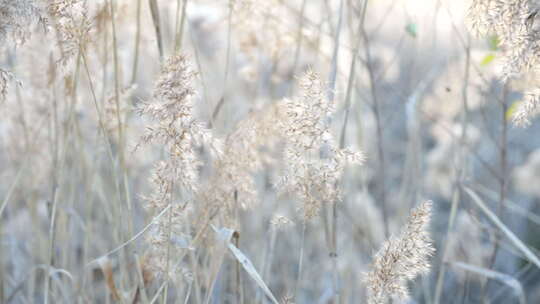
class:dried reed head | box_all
[231,0,300,80]
[0,0,44,102]
[278,70,364,219]
[104,85,136,140]
[364,201,435,304]
[196,101,284,228]
[513,87,540,127]
[231,0,294,60]
[47,0,91,67]
[139,53,217,280]
[466,0,540,126]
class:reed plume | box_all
[139,53,217,280]
[364,201,435,304]
[466,0,540,126]
[278,70,364,219]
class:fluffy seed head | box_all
[278,70,364,219]
[364,201,435,304]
